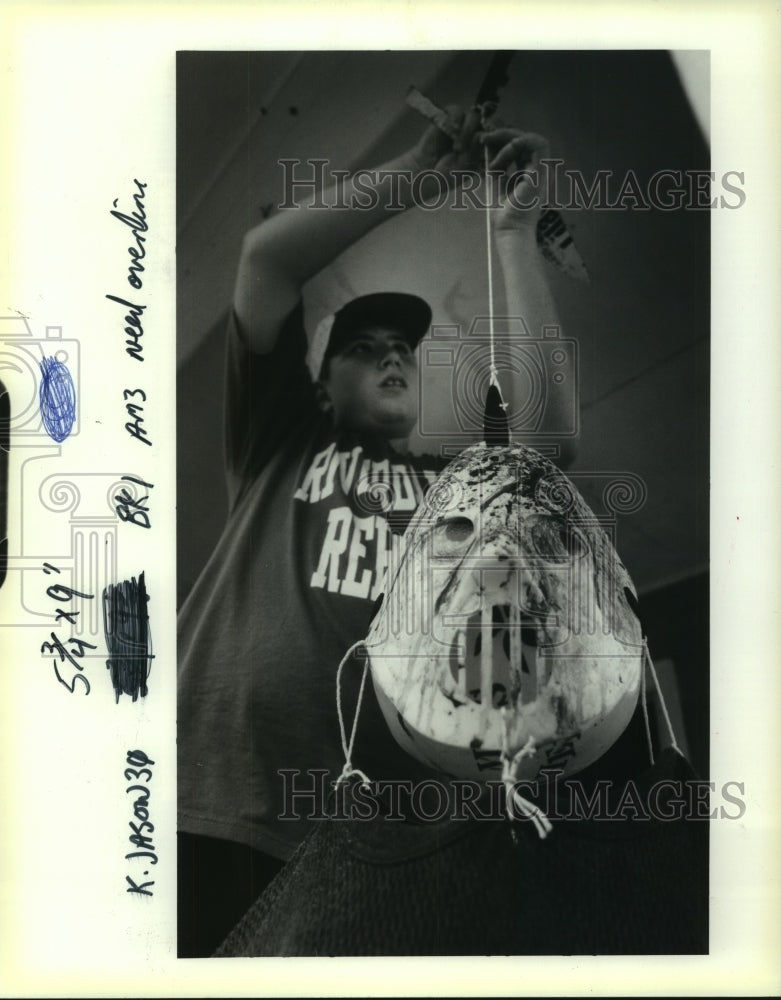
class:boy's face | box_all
[320,325,419,440]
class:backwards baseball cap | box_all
[306,292,432,381]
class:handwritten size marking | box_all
[122,388,152,447]
[114,474,154,528]
[103,572,153,702]
[38,357,76,442]
[125,748,157,896]
[111,179,148,291]
[40,563,96,694]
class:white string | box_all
[639,639,684,767]
[334,640,373,787]
[479,103,507,402]
[643,640,683,756]
[483,139,499,389]
[639,651,655,766]
[501,711,553,839]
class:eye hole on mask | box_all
[444,517,474,542]
[432,516,475,555]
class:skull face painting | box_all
[367,445,644,782]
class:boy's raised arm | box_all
[486,128,579,466]
[234,106,481,354]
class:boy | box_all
[177,106,571,955]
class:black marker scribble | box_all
[102,572,153,702]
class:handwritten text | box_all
[39,562,96,695]
[125,748,157,897]
[114,474,154,528]
[111,179,148,291]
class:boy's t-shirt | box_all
[177,302,449,859]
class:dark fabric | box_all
[177,304,449,860]
[177,833,284,958]
[215,749,709,957]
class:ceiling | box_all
[177,50,709,602]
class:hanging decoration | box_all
[336,55,675,840]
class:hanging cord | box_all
[335,640,373,788]
[483,141,499,391]
[501,710,553,839]
[478,102,510,448]
[639,638,683,766]
[479,102,503,397]
[639,647,655,766]
[643,639,683,755]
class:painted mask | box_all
[367,444,643,782]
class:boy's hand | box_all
[407,105,483,180]
[480,127,550,232]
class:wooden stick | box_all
[405,86,461,142]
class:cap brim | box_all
[326,292,432,358]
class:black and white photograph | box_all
[177,49,712,957]
[1,3,779,996]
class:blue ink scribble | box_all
[102,572,153,702]
[39,357,76,442]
